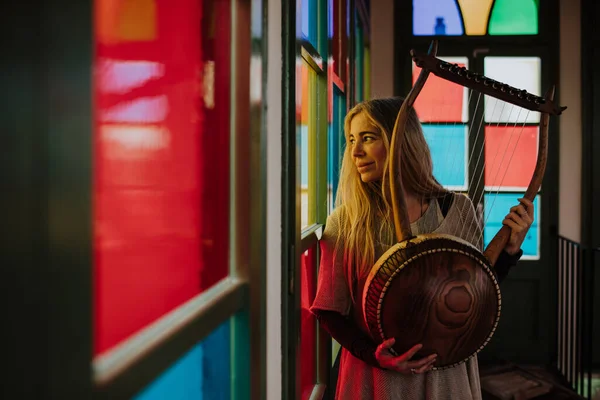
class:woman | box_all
[310,97,534,399]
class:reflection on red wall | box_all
[93,0,231,355]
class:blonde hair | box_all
[335,97,446,296]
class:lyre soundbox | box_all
[361,41,566,370]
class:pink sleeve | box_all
[310,210,352,316]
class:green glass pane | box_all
[488,0,538,35]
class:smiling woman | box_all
[348,113,387,183]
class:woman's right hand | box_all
[374,338,437,374]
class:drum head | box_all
[362,234,501,370]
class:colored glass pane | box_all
[299,0,319,52]
[484,57,541,123]
[331,0,348,83]
[413,57,469,122]
[364,46,371,101]
[134,319,231,400]
[489,0,538,35]
[93,0,231,354]
[484,194,540,259]
[298,61,316,229]
[328,87,345,212]
[355,22,364,102]
[328,0,334,39]
[484,126,539,190]
[423,124,468,190]
[456,0,494,35]
[412,0,463,36]
[300,247,317,399]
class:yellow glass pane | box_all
[297,60,317,229]
[457,0,494,35]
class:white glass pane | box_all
[483,57,541,123]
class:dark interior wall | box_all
[1,1,93,398]
[580,0,600,366]
[1,4,47,398]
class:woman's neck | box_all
[405,193,429,223]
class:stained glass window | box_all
[484,194,540,259]
[423,125,469,190]
[416,57,469,191]
[484,126,538,190]
[355,21,365,102]
[94,0,231,355]
[299,0,318,50]
[413,0,538,36]
[489,0,539,35]
[328,86,346,212]
[413,0,463,36]
[298,61,317,229]
[484,57,541,123]
[133,319,231,400]
[413,57,469,122]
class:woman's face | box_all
[348,112,387,183]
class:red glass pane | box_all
[299,247,317,399]
[484,125,538,189]
[413,59,467,122]
[93,0,231,355]
[331,0,348,84]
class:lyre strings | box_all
[416,76,536,251]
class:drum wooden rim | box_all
[362,233,502,370]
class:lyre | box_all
[362,40,566,369]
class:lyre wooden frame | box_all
[389,40,567,267]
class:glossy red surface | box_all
[93,0,231,355]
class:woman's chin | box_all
[359,173,382,183]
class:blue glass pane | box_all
[422,124,468,189]
[301,0,309,38]
[298,0,319,51]
[483,194,540,258]
[134,319,231,400]
[413,0,464,36]
[328,0,333,39]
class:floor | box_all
[479,360,600,400]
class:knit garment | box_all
[311,194,485,400]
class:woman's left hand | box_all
[502,198,534,255]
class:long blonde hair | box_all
[335,97,446,296]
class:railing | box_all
[557,235,597,399]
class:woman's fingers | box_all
[400,343,424,361]
[518,198,534,214]
[375,338,395,359]
[404,353,437,370]
[413,359,437,374]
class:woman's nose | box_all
[352,142,364,157]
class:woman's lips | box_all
[357,162,374,172]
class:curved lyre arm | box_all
[389,41,438,242]
[482,86,555,267]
